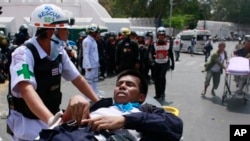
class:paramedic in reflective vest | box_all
[151,27,175,101]
[82,24,100,95]
[7,4,99,141]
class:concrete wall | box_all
[0,0,114,34]
[0,0,181,36]
[196,20,250,38]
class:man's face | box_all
[114,75,145,104]
[46,28,55,38]
[157,34,165,40]
[57,28,69,41]
[218,44,226,52]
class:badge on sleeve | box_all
[17,64,34,79]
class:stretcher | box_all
[222,57,250,104]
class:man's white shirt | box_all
[82,35,99,69]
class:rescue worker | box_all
[173,36,181,61]
[130,31,138,42]
[82,24,100,95]
[96,32,107,80]
[115,27,140,73]
[77,31,87,75]
[151,26,175,101]
[13,24,30,46]
[7,4,99,140]
[145,31,155,84]
[106,32,117,77]
[0,30,9,54]
[137,31,150,83]
[0,31,9,80]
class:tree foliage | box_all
[99,0,250,29]
[211,0,250,24]
[99,0,201,29]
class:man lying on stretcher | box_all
[232,39,250,94]
[39,70,183,141]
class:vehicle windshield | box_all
[197,35,210,41]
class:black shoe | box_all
[211,89,216,96]
[154,95,164,102]
[154,96,160,99]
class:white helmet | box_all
[157,26,166,35]
[87,24,100,33]
[30,4,70,28]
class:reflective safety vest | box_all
[11,43,62,119]
[154,42,170,64]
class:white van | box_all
[178,29,211,54]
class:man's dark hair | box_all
[116,70,148,96]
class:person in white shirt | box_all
[82,24,100,96]
[7,4,99,141]
[173,36,181,61]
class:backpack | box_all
[204,41,212,50]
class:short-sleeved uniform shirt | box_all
[7,37,80,140]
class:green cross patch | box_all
[17,64,34,79]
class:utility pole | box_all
[169,0,173,35]
[0,6,2,15]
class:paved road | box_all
[1,41,250,141]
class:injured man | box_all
[38,70,183,141]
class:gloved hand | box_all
[48,111,64,129]
[63,95,91,125]
[170,65,175,70]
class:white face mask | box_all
[50,34,65,60]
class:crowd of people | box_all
[3,3,250,141]
[74,25,176,100]
[0,3,183,141]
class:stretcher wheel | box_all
[243,97,248,104]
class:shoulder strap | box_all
[24,43,40,60]
[90,98,113,112]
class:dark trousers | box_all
[140,61,150,82]
[174,50,180,61]
[205,50,211,62]
[99,58,106,77]
[106,57,116,76]
[153,63,168,98]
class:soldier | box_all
[115,27,140,73]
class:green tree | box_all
[99,0,202,29]
[211,0,250,24]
